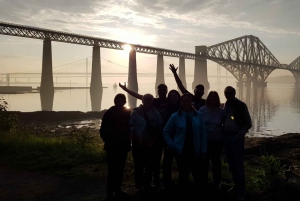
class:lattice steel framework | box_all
[288,56,300,83]
[205,35,284,82]
[0,21,195,59]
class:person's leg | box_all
[144,146,155,190]
[235,137,246,198]
[210,141,223,188]
[224,136,245,196]
[162,144,174,188]
[132,141,145,189]
[153,141,163,187]
[203,142,211,188]
[114,151,128,195]
[175,154,190,192]
[106,150,117,197]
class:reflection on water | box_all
[234,84,300,137]
[90,89,103,111]
[40,90,54,111]
[2,83,300,137]
[239,87,274,137]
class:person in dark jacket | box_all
[223,86,252,201]
[100,93,132,201]
[169,64,206,110]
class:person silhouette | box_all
[100,93,132,200]
[169,63,206,110]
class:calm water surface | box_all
[2,79,300,138]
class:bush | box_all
[0,97,18,132]
[250,147,284,192]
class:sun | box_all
[123,44,132,52]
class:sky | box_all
[0,0,300,79]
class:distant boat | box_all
[113,83,117,88]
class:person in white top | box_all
[199,91,224,191]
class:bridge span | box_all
[1,21,299,111]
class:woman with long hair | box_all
[163,93,207,195]
[199,91,224,191]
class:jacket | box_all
[99,106,131,152]
[163,111,207,157]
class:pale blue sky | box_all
[0,0,299,78]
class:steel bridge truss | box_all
[288,56,300,83]
[0,21,195,59]
[205,35,284,84]
[1,21,300,85]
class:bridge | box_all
[1,21,299,110]
[0,72,233,87]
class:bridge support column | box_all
[252,80,267,88]
[179,57,187,91]
[90,45,103,111]
[236,81,244,88]
[155,54,165,89]
[193,46,209,92]
[245,80,252,88]
[6,74,10,86]
[128,50,138,108]
[40,38,54,111]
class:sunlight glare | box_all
[123,44,132,52]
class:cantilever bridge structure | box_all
[1,21,300,110]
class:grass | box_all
[0,128,107,178]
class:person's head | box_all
[167,89,180,106]
[114,93,126,108]
[179,93,196,113]
[224,86,236,101]
[157,84,168,99]
[194,84,204,99]
[142,93,154,109]
[206,91,221,108]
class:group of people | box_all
[100,63,252,201]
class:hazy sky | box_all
[0,0,299,78]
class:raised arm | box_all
[169,64,188,94]
[118,82,143,100]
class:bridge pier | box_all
[90,45,103,111]
[193,46,209,92]
[236,81,244,88]
[6,74,10,86]
[252,80,267,88]
[127,50,138,108]
[245,80,252,88]
[179,57,187,91]
[40,38,54,111]
[155,54,165,89]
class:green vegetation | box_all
[0,129,106,177]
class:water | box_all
[1,78,300,138]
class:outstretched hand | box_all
[169,64,178,74]
[119,82,127,90]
